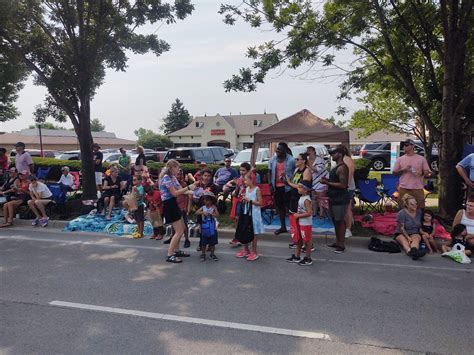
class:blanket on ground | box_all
[354,212,451,239]
[64,209,153,236]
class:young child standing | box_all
[287,180,314,265]
[144,185,165,240]
[420,210,438,253]
[195,194,219,261]
[236,174,264,261]
[131,176,145,239]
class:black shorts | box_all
[163,198,182,224]
[200,231,218,247]
[274,186,291,210]
[134,205,145,222]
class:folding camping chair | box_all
[36,167,51,182]
[381,174,399,206]
[356,179,384,215]
[257,183,275,225]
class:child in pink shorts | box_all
[286,180,314,265]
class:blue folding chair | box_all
[381,174,399,206]
[47,183,65,205]
[356,179,384,215]
[36,167,51,181]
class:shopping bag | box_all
[442,243,471,264]
[235,202,254,244]
[289,213,301,244]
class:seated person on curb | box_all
[440,224,472,257]
[452,195,474,251]
[393,194,426,260]
[57,166,75,199]
[100,167,126,220]
[213,158,239,200]
[0,170,31,227]
[0,167,18,201]
[28,175,53,227]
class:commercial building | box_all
[167,113,278,150]
[0,129,136,151]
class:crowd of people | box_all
[1,140,473,265]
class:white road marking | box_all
[1,234,472,273]
[49,301,331,340]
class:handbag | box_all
[234,201,254,244]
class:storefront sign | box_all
[211,129,225,136]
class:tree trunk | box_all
[75,99,97,200]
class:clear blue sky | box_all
[1,0,361,140]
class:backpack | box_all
[201,216,216,238]
[368,237,401,253]
[234,202,254,244]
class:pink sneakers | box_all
[236,249,250,258]
[246,252,259,261]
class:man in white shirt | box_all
[58,166,75,199]
[27,175,53,227]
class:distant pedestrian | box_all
[286,180,314,266]
[135,146,146,173]
[118,147,132,188]
[93,143,104,194]
[393,139,431,208]
[306,146,329,218]
[14,142,34,176]
[321,146,350,254]
[0,147,9,185]
[268,142,296,235]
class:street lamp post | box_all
[38,123,44,157]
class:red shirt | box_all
[0,155,9,172]
[145,190,162,212]
[275,162,285,187]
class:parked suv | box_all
[163,147,231,164]
[360,141,439,171]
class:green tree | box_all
[134,128,173,150]
[220,0,473,219]
[0,52,26,122]
[160,98,192,134]
[0,0,193,198]
[28,122,67,130]
[90,118,105,132]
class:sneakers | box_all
[298,257,313,266]
[163,238,172,244]
[236,249,250,258]
[40,218,49,227]
[31,218,40,226]
[246,252,259,261]
[229,239,240,246]
[345,229,352,239]
[333,247,345,254]
[274,228,288,235]
[286,254,301,263]
[288,243,297,249]
[209,254,219,262]
[183,239,190,249]
[200,254,206,262]
[302,246,315,252]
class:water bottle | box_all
[419,241,427,253]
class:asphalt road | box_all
[1,227,472,355]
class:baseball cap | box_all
[14,142,26,148]
[403,139,415,145]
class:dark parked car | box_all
[164,147,232,164]
[360,141,439,171]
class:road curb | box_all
[8,219,390,248]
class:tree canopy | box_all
[0,52,26,122]
[135,128,173,150]
[0,0,194,198]
[161,98,192,134]
[90,118,105,132]
[220,0,473,219]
